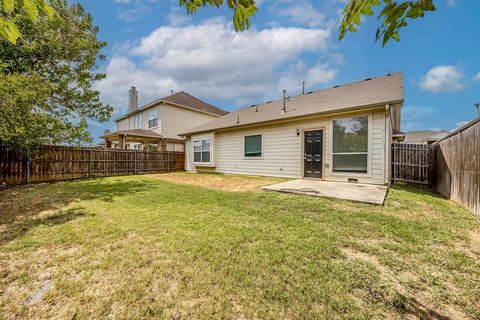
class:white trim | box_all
[242,133,264,160]
[329,113,372,177]
[192,134,214,166]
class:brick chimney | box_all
[129,86,138,112]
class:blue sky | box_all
[77,0,480,143]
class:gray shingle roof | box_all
[180,73,404,136]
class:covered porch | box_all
[101,129,185,151]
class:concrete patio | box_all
[261,180,388,205]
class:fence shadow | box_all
[0,178,159,245]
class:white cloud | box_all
[447,0,456,7]
[116,0,161,22]
[401,105,435,131]
[167,7,191,26]
[420,65,465,93]
[278,1,326,28]
[474,72,480,81]
[96,19,335,114]
[455,120,469,129]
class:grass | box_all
[0,173,479,319]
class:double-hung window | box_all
[134,114,143,129]
[193,138,211,164]
[148,110,158,128]
[332,116,368,173]
[244,134,262,157]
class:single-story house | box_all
[180,73,404,186]
[403,130,450,144]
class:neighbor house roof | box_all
[115,91,228,122]
[180,73,404,136]
[102,129,163,139]
[403,130,450,143]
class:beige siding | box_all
[115,106,161,135]
[186,108,391,185]
[114,103,219,138]
[160,103,219,139]
[116,118,129,131]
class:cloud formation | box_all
[96,18,336,115]
[420,65,465,93]
[401,105,435,131]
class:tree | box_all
[179,0,436,46]
[0,0,112,150]
[0,0,55,44]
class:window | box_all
[332,116,368,173]
[132,143,142,150]
[134,114,143,129]
[244,134,262,157]
[193,138,211,164]
[148,110,158,128]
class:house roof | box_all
[180,73,404,136]
[403,130,450,143]
[115,91,228,122]
[102,129,163,139]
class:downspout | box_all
[385,104,391,185]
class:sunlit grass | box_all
[0,174,478,319]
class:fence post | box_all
[392,143,396,184]
[88,149,93,178]
[134,150,137,175]
[167,152,170,173]
[24,148,30,184]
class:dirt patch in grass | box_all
[146,172,288,192]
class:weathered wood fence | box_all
[435,118,479,215]
[391,143,435,185]
[0,145,185,185]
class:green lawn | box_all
[1,173,479,319]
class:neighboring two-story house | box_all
[103,87,228,151]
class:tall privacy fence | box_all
[435,118,479,215]
[0,145,185,185]
[392,117,479,215]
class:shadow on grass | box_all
[0,178,159,245]
[388,184,446,200]
[1,207,90,245]
[395,293,453,320]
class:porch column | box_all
[119,135,126,149]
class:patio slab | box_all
[261,179,388,205]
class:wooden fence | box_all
[0,145,185,185]
[391,143,435,185]
[435,118,479,215]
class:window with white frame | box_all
[148,110,158,128]
[244,134,262,157]
[134,114,143,129]
[193,138,211,164]
[332,115,368,173]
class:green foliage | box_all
[0,0,56,44]
[339,0,436,46]
[0,0,112,150]
[178,0,436,46]
[179,0,257,31]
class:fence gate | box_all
[392,143,434,185]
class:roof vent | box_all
[302,81,305,95]
[236,116,240,124]
[364,77,372,81]
[307,91,313,94]
[282,89,287,113]
[266,100,272,104]
[333,85,340,88]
